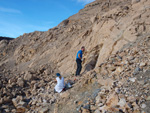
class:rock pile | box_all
[76,35,150,113]
[0,64,60,113]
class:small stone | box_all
[17,101,27,108]
[116,67,123,73]
[82,108,90,113]
[3,96,11,103]
[106,92,119,107]
[132,0,141,4]
[132,102,139,110]
[141,103,146,108]
[133,67,141,75]
[141,111,146,113]
[16,107,26,113]
[2,105,9,109]
[11,109,16,112]
[129,77,136,82]
[127,56,134,60]
[98,103,104,107]
[137,80,145,85]
[140,62,147,67]
[0,98,3,104]
[24,72,33,81]
[60,91,70,98]
[94,109,100,113]
[12,96,23,108]
[127,102,133,108]
[4,109,10,112]
[39,107,49,113]
[99,105,107,113]
[109,67,116,71]
[12,99,19,107]
[117,98,126,107]
[133,110,140,113]
[44,69,51,75]
[83,104,90,110]
[96,96,101,104]
[8,78,16,84]
[146,96,150,101]
[17,78,24,87]
[115,88,120,93]
[90,105,97,110]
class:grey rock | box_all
[17,78,24,87]
[83,104,90,110]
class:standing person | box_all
[54,73,65,93]
[76,46,85,76]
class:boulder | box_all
[24,72,33,81]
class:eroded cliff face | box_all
[1,0,150,75]
[0,0,150,113]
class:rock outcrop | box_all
[0,0,150,113]
[0,36,14,41]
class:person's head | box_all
[81,46,85,52]
[56,73,61,79]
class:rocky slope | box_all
[0,0,150,113]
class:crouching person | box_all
[54,73,66,93]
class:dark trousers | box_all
[76,59,82,76]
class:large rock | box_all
[24,71,33,81]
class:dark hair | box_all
[81,46,85,49]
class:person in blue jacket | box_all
[76,46,85,76]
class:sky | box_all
[0,0,95,38]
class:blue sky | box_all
[0,0,95,38]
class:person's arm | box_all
[54,78,57,83]
[78,54,81,60]
[63,77,65,85]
